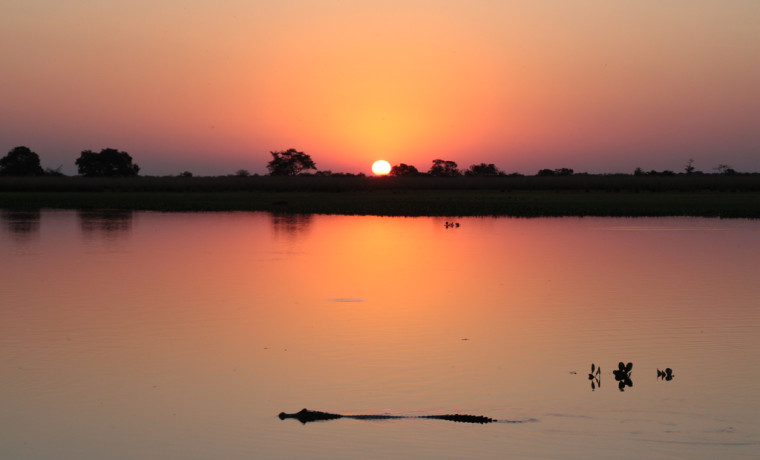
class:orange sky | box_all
[2,1,758,176]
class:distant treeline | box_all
[0,145,754,180]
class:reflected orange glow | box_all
[2,212,760,458]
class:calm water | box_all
[1,211,759,459]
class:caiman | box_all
[278,408,522,424]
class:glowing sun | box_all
[371,160,391,175]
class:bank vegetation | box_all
[2,175,760,218]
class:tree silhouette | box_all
[390,163,421,177]
[428,159,461,177]
[0,146,44,176]
[465,163,504,176]
[684,158,696,175]
[75,148,140,177]
[714,164,737,175]
[537,168,573,176]
[266,149,316,176]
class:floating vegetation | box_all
[657,368,674,381]
[588,363,601,390]
[613,362,634,391]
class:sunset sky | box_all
[2,1,758,176]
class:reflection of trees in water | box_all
[1,210,41,243]
[270,213,313,239]
[78,210,133,239]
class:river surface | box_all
[1,211,758,459]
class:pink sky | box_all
[2,1,758,176]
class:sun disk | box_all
[371,160,391,175]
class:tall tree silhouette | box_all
[465,163,504,176]
[0,146,44,176]
[266,149,316,176]
[428,159,461,177]
[75,148,140,177]
[390,163,420,177]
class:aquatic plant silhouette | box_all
[588,363,601,390]
[584,362,676,391]
[279,408,505,424]
[613,362,633,391]
[657,368,674,381]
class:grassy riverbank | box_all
[2,175,760,217]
